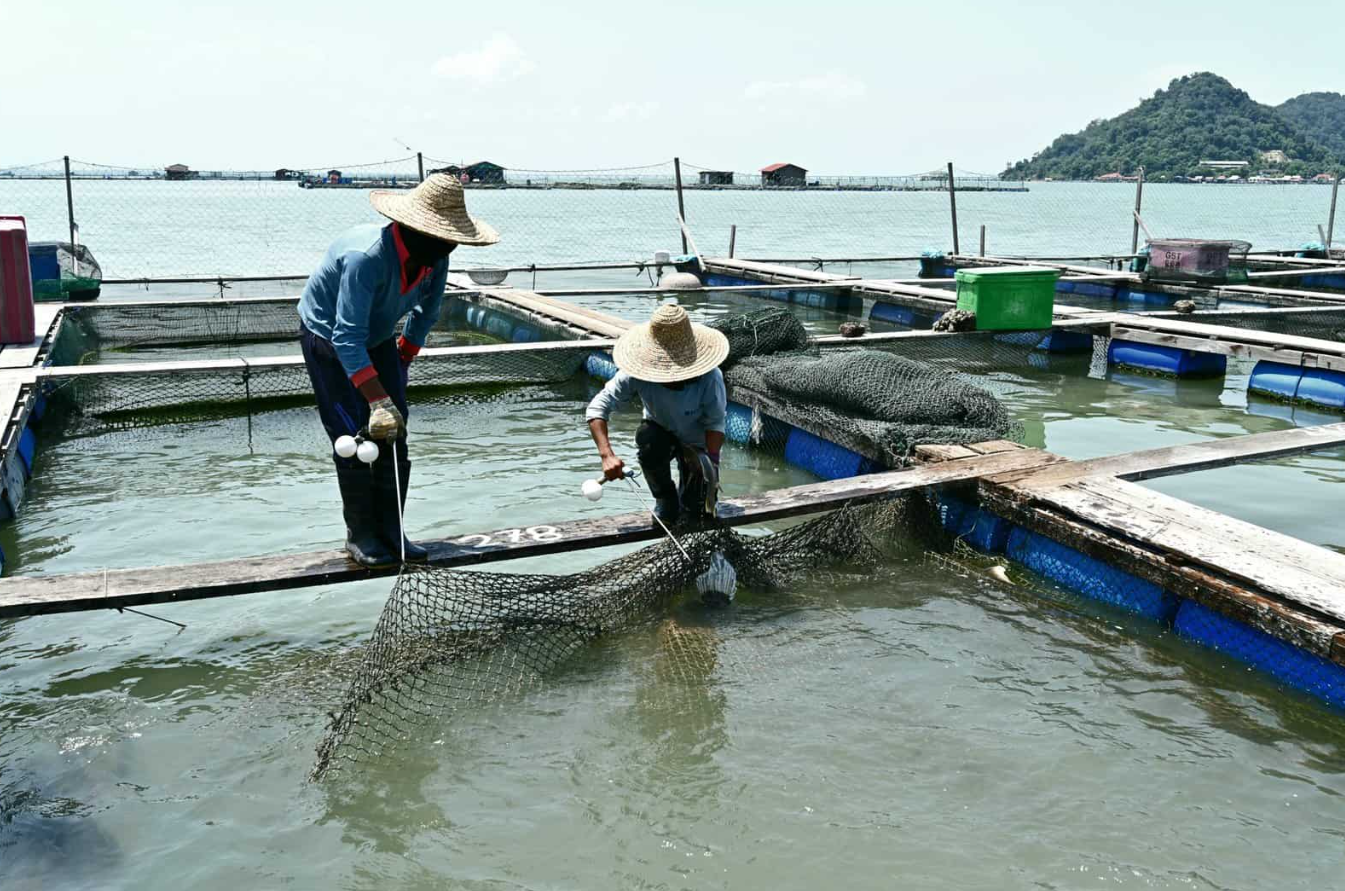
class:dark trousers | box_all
[635,420,705,514]
[300,324,409,468]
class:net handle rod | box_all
[392,444,405,564]
[617,473,693,565]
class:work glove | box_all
[368,397,405,441]
[684,446,720,519]
[397,336,420,367]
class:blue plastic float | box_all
[1108,340,1227,377]
[1005,527,1180,622]
[1175,601,1345,710]
[1248,360,1345,410]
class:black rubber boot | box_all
[372,454,429,563]
[639,455,681,529]
[335,463,397,568]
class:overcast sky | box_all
[4,0,1341,174]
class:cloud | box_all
[745,70,867,102]
[430,34,534,86]
[603,101,659,123]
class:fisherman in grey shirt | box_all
[586,304,730,527]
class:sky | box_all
[3,0,1342,175]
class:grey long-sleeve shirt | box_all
[585,369,727,448]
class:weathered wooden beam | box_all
[1039,477,1345,623]
[1111,324,1345,373]
[980,487,1345,664]
[990,422,1345,490]
[0,446,1061,619]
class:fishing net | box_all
[710,308,1017,464]
[311,498,927,779]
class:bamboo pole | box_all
[979,224,986,257]
[947,162,959,255]
[417,152,424,182]
[674,157,688,254]
[1131,167,1145,254]
[62,155,74,247]
[1327,173,1340,252]
[729,224,737,258]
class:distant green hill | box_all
[1276,92,1345,162]
[1002,73,1340,181]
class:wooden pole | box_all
[1130,166,1145,254]
[979,224,986,257]
[1327,173,1340,252]
[947,162,959,254]
[674,157,688,254]
[63,155,75,247]
[417,152,424,182]
[729,224,737,258]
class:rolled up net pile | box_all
[311,500,918,779]
[710,309,1017,463]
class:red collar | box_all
[391,222,431,294]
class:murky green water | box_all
[5,289,1345,888]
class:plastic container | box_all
[954,266,1059,330]
[0,216,36,345]
[1144,239,1251,284]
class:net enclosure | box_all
[710,308,1018,464]
[311,500,926,779]
[310,308,1023,779]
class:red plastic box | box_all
[0,216,36,345]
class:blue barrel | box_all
[17,427,36,477]
[1174,601,1345,710]
[585,352,619,381]
[1108,340,1226,377]
[937,493,1010,553]
[783,428,867,480]
[1006,527,1179,621]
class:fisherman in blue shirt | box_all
[298,174,498,567]
[586,303,730,527]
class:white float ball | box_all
[581,479,604,502]
[334,435,358,459]
[356,440,380,464]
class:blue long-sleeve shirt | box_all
[585,369,727,448]
[297,222,449,383]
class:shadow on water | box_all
[0,779,123,891]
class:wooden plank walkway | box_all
[987,423,1345,490]
[1111,317,1345,372]
[953,253,1345,307]
[705,256,1131,321]
[0,447,1062,618]
[0,304,61,369]
[445,272,631,338]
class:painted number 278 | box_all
[455,526,564,549]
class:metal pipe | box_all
[63,155,76,246]
[1131,166,1145,254]
[947,162,959,254]
[674,157,688,254]
[729,224,737,258]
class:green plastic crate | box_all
[954,266,1059,330]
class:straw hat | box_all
[369,174,499,246]
[613,303,729,383]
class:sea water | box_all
[2,186,1345,889]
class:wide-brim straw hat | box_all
[369,173,500,246]
[613,303,730,383]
